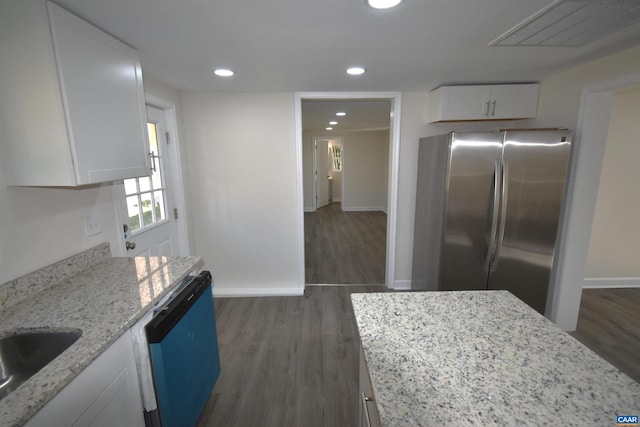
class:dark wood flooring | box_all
[197,285,386,427]
[570,287,640,383]
[198,287,639,427]
[304,203,386,284]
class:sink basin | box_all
[0,329,82,401]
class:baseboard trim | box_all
[214,286,305,297]
[583,277,640,289]
[342,206,386,212]
[304,207,315,212]
[393,280,412,291]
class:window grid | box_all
[124,122,168,232]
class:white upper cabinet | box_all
[0,0,150,186]
[427,83,540,122]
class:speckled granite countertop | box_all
[0,253,203,427]
[351,291,640,427]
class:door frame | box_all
[111,94,190,256]
[547,72,640,331]
[295,92,402,289]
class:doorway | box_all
[311,137,343,210]
[548,72,640,331]
[112,97,189,257]
[295,92,401,287]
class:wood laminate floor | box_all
[304,203,386,284]
[197,285,386,427]
[570,287,640,383]
[198,287,639,427]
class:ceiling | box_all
[54,0,640,94]
[302,99,391,132]
[50,0,640,133]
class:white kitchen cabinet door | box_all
[490,84,540,120]
[0,0,149,186]
[359,347,381,427]
[429,85,492,122]
[25,331,145,427]
[428,84,539,122]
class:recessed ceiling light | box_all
[214,68,234,77]
[346,67,366,75]
[329,121,338,125]
[366,0,402,9]
[336,112,346,116]
[326,127,333,130]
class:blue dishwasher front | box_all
[145,271,220,427]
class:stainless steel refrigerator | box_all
[411,130,572,314]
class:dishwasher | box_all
[144,270,220,427]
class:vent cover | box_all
[489,0,640,47]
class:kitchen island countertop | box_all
[0,254,203,427]
[351,291,640,426]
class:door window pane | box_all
[151,166,162,189]
[147,122,159,153]
[122,119,169,234]
[127,196,141,231]
[139,176,151,193]
[124,179,138,195]
[154,191,166,221]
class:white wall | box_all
[180,92,302,296]
[342,130,389,211]
[585,85,640,280]
[0,179,119,284]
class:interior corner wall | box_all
[180,92,302,296]
[342,129,389,211]
[584,85,640,280]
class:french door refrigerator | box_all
[411,130,572,314]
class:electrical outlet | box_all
[83,216,102,237]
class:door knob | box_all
[126,241,136,250]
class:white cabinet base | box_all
[359,347,381,427]
[25,331,145,427]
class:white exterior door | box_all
[117,106,178,257]
[316,139,330,208]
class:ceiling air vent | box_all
[489,0,640,47]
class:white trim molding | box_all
[583,277,640,289]
[295,92,402,291]
[342,206,386,212]
[213,286,305,298]
[393,280,412,291]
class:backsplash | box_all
[0,243,112,312]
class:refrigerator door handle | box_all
[490,161,509,272]
[485,160,501,270]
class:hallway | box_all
[304,203,386,284]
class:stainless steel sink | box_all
[0,329,82,401]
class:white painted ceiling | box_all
[54,0,640,93]
[51,0,640,132]
[302,100,391,132]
